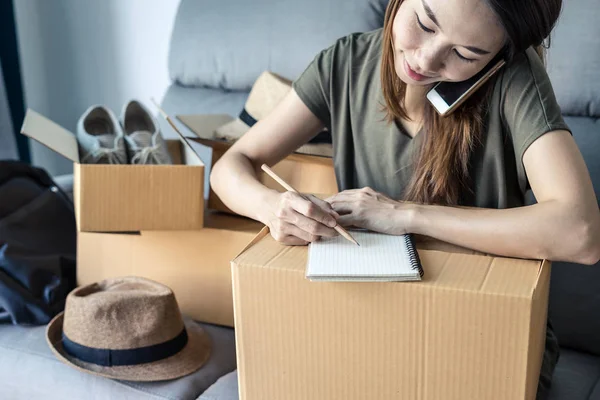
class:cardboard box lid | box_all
[233,230,545,298]
[177,114,334,161]
[21,109,80,162]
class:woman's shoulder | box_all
[319,28,384,65]
[497,47,552,93]
[337,28,383,49]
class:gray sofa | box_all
[1,0,598,399]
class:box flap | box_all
[154,112,210,165]
[178,114,334,160]
[20,109,79,162]
[196,135,333,166]
[233,234,543,298]
[178,114,235,140]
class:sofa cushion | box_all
[562,117,600,202]
[546,0,600,117]
[198,370,238,400]
[0,319,236,400]
[168,0,388,91]
[548,349,600,400]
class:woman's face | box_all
[392,0,506,86]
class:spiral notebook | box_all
[306,231,424,282]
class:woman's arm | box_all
[411,130,600,264]
[210,89,339,244]
[329,129,600,264]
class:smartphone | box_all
[426,55,506,116]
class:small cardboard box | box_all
[77,210,263,327]
[232,230,551,400]
[177,114,338,214]
[20,109,204,232]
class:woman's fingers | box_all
[330,201,355,214]
[270,220,319,244]
[270,192,341,244]
[290,210,338,237]
[306,195,340,218]
[278,235,310,246]
[278,192,338,233]
[337,213,358,227]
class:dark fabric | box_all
[62,328,188,367]
[547,349,600,400]
[0,0,28,162]
[548,257,600,358]
[292,28,569,396]
[0,160,76,325]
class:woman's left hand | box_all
[326,187,416,235]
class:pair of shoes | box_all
[77,100,172,165]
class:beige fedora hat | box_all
[46,277,211,382]
[215,71,333,157]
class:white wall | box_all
[14,0,180,176]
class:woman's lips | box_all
[404,59,428,81]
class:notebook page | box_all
[306,231,419,281]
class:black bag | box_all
[0,160,76,325]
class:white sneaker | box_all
[76,105,127,164]
[120,100,172,165]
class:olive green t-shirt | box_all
[292,28,571,209]
[292,28,568,395]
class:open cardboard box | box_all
[78,209,264,327]
[176,114,338,214]
[20,109,205,232]
[232,229,551,400]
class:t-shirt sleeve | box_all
[292,44,336,129]
[501,47,572,188]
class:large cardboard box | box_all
[20,109,204,232]
[177,114,338,214]
[78,210,263,327]
[232,230,551,400]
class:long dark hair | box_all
[381,0,563,205]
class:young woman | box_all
[211,0,600,397]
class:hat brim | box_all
[215,119,334,158]
[46,312,211,382]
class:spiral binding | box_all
[404,234,424,278]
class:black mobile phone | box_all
[426,54,506,116]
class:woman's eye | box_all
[416,14,435,33]
[454,49,476,63]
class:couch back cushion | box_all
[168,0,388,91]
[546,0,600,117]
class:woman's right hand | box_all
[264,191,340,246]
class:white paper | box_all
[306,231,422,282]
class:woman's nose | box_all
[415,45,443,75]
